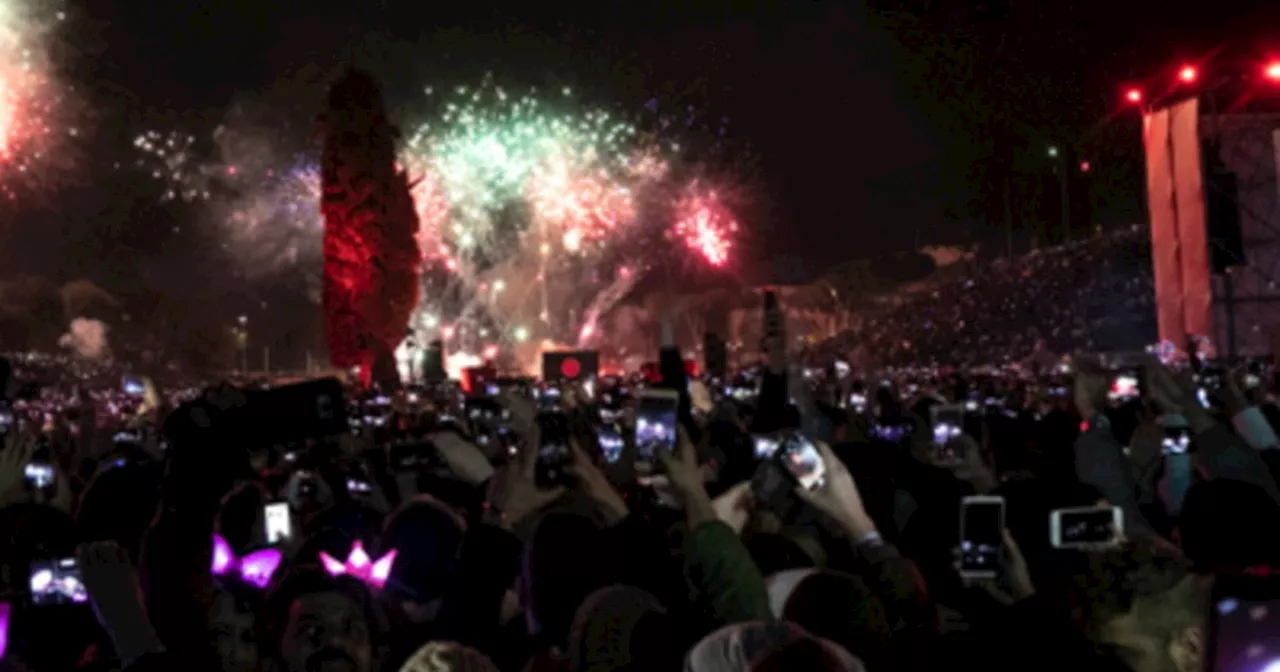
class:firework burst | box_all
[0,0,72,199]
[138,75,743,365]
[133,130,208,201]
[674,184,738,267]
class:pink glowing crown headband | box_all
[0,602,9,660]
[318,541,396,591]
[211,535,284,590]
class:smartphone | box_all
[112,430,141,444]
[596,425,625,464]
[122,376,144,397]
[930,404,965,446]
[1050,506,1123,549]
[1162,427,1192,455]
[29,558,88,606]
[346,478,372,496]
[264,502,292,545]
[935,438,968,466]
[753,434,780,459]
[1198,367,1224,391]
[959,496,1004,579]
[538,387,562,412]
[430,431,496,481]
[750,458,794,512]
[1109,373,1141,402]
[731,385,756,402]
[24,462,54,489]
[294,470,318,499]
[535,411,572,488]
[871,423,910,442]
[388,442,431,471]
[1208,573,1280,672]
[634,389,679,473]
[775,432,826,491]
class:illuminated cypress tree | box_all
[319,69,420,385]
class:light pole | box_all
[237,315,248,374]
[1046,144,1070,242]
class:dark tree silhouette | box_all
[319,69,421,386]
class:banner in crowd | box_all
[1144,97,1213,346]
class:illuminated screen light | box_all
[1177,65,1198,83]
[1125,88,1144,103]
[1266,62,1280,81]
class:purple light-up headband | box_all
[211,535,283,590]
[318,541,396,591]
[0,602,9,659]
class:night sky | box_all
[18,0,1280,288]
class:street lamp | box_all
[1045,144,1069,241]
[236,315,248,373]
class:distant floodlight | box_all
[1125,88,1144,103]
[1177,65,1198,83]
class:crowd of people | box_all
[0,245,1277,672]
[820,226,1158,367]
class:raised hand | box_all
[932,434,997,494]
[656,426,705,503]
[75,541,164,665]
[794,439,876,539]
[1072,357,1110,420]
[657,426,717,526]
[710,481,754,535]
[483,426,565,530]
[568,439,628,524]
[1142,357,1193,415]
[0,430,36,507]
[953,529,1035,606]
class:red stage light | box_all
[1177,65,1198,83]
[1266,62,1280,81]
[1125,88,1143,103]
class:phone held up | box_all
[773,431,826,491]
[1208,572,1280,672]
[749,429,827,509]
[930,404,965,464]
[634,388,679,476]
[264,501,292,545]
[1049,506,1122,549]
[1163,427,1192,455]
[534,405,573,489]
[122,376,145,397]
[959,495,1004,579]
[29,557,87,606]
